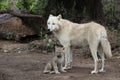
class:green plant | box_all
[31,0,49,15]
[16,0,48,15]
[103,0,119,25]
[7,32,13,40]
[0,1,11,11]
[44,35,56,49]
[48,39,56,49]
[16,0,34,11]
[38,27,46,39]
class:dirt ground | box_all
[0,40,119,80]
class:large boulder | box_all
[0,13,36,41]
[0,13,13,24]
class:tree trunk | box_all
[45,0,105,23]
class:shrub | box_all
[16,0,34,11]
[31,0,49,15]
[16,0,48,15]
[0,1,11,11]
[102,0,120,29]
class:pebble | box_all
[117,56,120,59]
[3,50,9,53]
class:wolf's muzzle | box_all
[46,29,52,35]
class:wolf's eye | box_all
[47,22,50,24]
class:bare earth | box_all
[0,40,119,80]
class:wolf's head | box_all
[55,46,64,58]
[47,14,62,32]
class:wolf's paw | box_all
[99,69,106,73]
[91,70,98,74]
[43,70,50,74]
[67,65,72,70]
[50,71,55,74]
[55,71,61,74]
[62,67,68,70]
[67,63,72,69]
[61,69,67,72]
[63,65,72,70]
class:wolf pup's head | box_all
[47,14,62,32]
[55,46,64,58]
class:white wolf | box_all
[47,14,112,74]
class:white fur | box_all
[47,14,112,74]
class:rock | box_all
[117,56,120,59]
[3,50,9,53]
[0,13,13,24]
[18,51,21,54]
[42,50,47,54]
[0,13,37,41]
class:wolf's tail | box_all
[100,38,112,58]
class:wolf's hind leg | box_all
[91,53,98,74]
[43,63,51,74]
[98,48,106,72]
[89,41,99,74]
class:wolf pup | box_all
[47,14,112,74]
[43,46,66,74]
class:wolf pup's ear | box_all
[57,14,62,20]
[49,14,53,17]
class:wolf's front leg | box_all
[63,44,71,69]
[68,50,73,69]
[53,62,60,74]
[98,50,106,72]
[63,51,68,70]
[67,49,72,69]
[60,63,66,72]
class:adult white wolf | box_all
[47,14,112,74]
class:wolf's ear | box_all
[49,14,53,17]
[57,14,62,20]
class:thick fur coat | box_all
[47,14,112,74]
